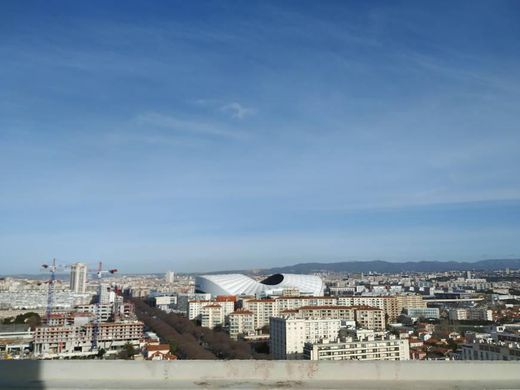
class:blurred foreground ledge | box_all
[1,360,520,389]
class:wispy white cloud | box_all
[192,99,256,120]
[135,112,245,139]
[219,102,256,119]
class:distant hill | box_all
[255,259,520,274]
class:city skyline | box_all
[1,1,520,274]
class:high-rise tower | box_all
[165,271,175,284]
[70,262,88,293]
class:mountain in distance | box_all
[255,259,520,274]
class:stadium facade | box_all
[195,273,324,297]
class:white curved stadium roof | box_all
[195,273,324,296]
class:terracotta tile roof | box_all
[216,296,237,302]
[147,344,170,352]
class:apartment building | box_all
[228,309,255,339]
[270,316,341,359]
[405,307,440,319]
[176,293,211,313]
[187,296,235,324]
[449,308,493,321]
[297,306,356,321]
[275,296,337,312]
[215,296,236,322]
[76,304,114,322]
[242,299,278,329]
[33,320,144,358]
[201,304,224,329]
[461,339,520,361]
[187,300,212,320]
[337,295,426,322]
[304,337,410,361]
[355,307,385,331]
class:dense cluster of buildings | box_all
[153,268,519,361]
[1,266,519,361]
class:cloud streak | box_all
[219,102,255,119]
[135,112,245,139]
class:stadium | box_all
[195,273,324,297]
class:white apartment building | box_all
[177,293,211,313]
[288,305,384,331]
[243,299,278,329]
[229,310,255,339]
[201,304,224,329]
[449,308,493,321]
[154,295,177,313]
[275,296,337,312]
[304,336,410,361]
[188,296,235,324]
[188,300,212,320]
[296,306,356,322]
[270,316,342,359]
[69,263,88,294]
[461,339,520,361]
[214,296,236,323]
[337,295,425,322]
[76,304,114,322]
[99,284,116,305]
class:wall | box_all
[0,360,519,389]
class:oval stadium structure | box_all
[195,273,324,297]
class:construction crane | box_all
[41,259,70,325]
[91,261,118,352]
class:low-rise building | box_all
[0,324,33,357]
[405,307,440,319]
[145,344,177,360]
[303,336,410,361]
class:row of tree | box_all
[130,298,258,359]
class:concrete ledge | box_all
[1,360,519,389]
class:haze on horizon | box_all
[1,1,520,274]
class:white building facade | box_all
[270,317,342,359]
[69,263,88,294]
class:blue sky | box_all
[1,1,520,273]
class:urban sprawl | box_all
[0,265,519,362]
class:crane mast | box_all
[91,261,118,352]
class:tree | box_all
[118,343,137,360]
[97,348,106,359]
